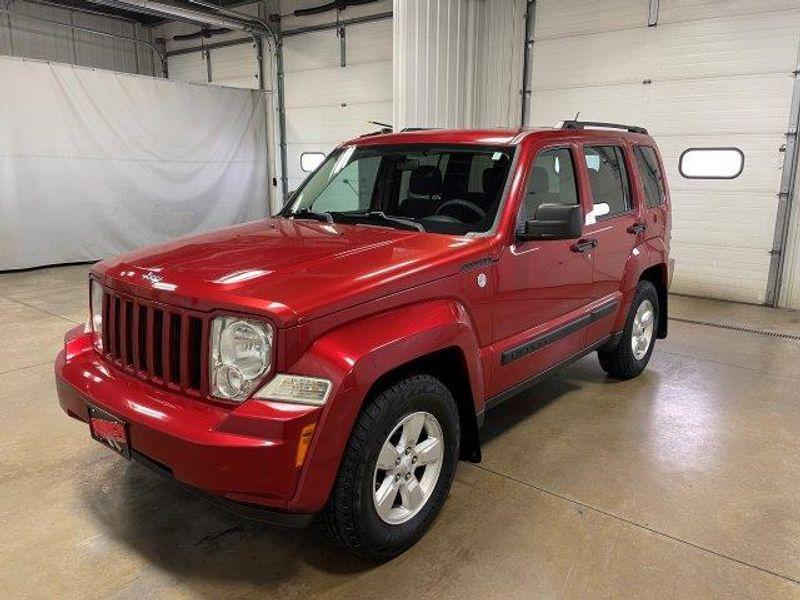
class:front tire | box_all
[598,281,659,379]
[321,374,460,560]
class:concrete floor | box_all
[2,264,800,599]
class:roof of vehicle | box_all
[345,123,651,147]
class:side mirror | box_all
[593,202,610,218]
[518,203,583,241]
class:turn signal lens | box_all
[255,374,332,406]
[295,423,316,467]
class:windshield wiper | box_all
[336,211,425,232]
[288,208,334,224]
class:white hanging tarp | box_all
[0,56,269,270]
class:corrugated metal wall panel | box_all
[2,3,75,65]
[134,24,156,77]
[393,0,478,129]
[72,12,138,74]
[0,1,155,76]
[474,0,525,127]
[529,1,800,304]
[393,0,524,130]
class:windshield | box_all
[282,144,515,235]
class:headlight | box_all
[209,316,273,401]
[89,279,103,350]
[255,374,332,406]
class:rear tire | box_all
[321,374,460,560]
[598,281,659,380]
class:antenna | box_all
[573,111,580,121]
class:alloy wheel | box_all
[372,411,444,525]
[631,299,655,360]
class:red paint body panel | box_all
[55,126,671,516]
[56,324,319,509]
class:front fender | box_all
[284,299,482,513]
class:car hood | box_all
[94,218,483,326]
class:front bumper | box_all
[55,325,322,521]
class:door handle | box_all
[627,222,647,234]
[571,238,598,253]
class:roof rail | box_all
[561,120,648,135]
[358,130,390,138]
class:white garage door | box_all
[282,18,393,194]
[167,43,260,89]
[528,0,800,304]
[209,43,260,90]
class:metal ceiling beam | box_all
[165,10,393,56]
[88,0,269,34]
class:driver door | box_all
[490,145,595,398]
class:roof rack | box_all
[561,120,648,135]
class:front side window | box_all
[519,147,579,226]
[286,144,515,235]
[584,145,631,218]
[634,146,665,207]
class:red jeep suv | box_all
[55,121,671,559]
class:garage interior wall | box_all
[158,0,393,202]
[281,0,393,195]
[0,55,269,270]
[157,1,263,88]
[0,0,158,76]
[526,0,800,307]
[393,0,525,130]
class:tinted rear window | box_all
[634,146,665,207]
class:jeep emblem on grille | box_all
[143,271,162,285]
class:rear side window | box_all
[634,146,665,207]
[521,147,579,223]
[584,146,631,218]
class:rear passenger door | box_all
[632,145,669,245]
[581,144,640,342]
